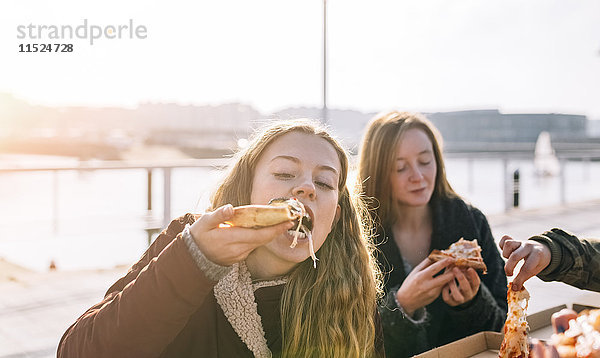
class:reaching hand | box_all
[395,258,455,316]
[189,204,295,266]
[442,267,480,306]
[499,235,551,291]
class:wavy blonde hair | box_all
[211,119,382,358]
[358,111,457,229]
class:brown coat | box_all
[58,214,276,357]
[57,214,384,357]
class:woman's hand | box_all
[395,258,455,316]
[442,267,480,307]
[189,204,295,266]
[499,235,551,291]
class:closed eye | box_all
[315,181,334,190]
[274,173,294,179]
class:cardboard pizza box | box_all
[528,304,567,340]
[572,303,600,312]
[414,331,503,358]
[414,305,568,358]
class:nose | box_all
[408,165,424,182]
[292,179,316,200]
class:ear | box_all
[334,204,341,224]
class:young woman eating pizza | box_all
[58,119,384,358]
[358,111,508,357]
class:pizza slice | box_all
[499,283,530,358]
[428,238,488,273]
[219,197,318,267]
[223,197,306,229]
[549,308,600,358]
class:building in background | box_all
[1,93,598,160]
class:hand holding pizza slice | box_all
[189,203,295,267]
[223,197,307,229]
[221,197,318,267]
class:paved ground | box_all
[1,200,600,358]
[0,267,127,358]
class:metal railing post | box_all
[146,169,155,244]
[52,170,59,236]
[147,169,152,211]
[163,167,171,229]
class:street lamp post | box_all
[322,0,328,125]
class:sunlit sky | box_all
[1,0,599,119]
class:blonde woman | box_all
[358,111,507,357]
[58,120,383,358]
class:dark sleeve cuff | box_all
[379,288,430,328]
[529,234,563,277]
[391,289,428,324]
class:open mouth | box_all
[293,212,313,232]
[268,197,314,242]
[288,214,313,239]
[268,197,320,268]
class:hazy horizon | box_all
[2,92,598,121]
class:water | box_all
[446,158,600,214]
[1,155,599,272]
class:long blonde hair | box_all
[211,119,382,357]
[358,111,457,229]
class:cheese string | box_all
[307,231,318,268]
[288,210,318,268]
[289,215,302,249]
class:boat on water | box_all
[534,131,560,177]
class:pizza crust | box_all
[212,198,320,268]
[224,205,297,228]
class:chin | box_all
[409,199,432,207]
[269,242,311,264]
[405,201,430,208]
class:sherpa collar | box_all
[214,261,287,358]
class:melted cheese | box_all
[290,215,303,249]
[286,199,318,268]
[443,238,482,258]
[499,284,530,358]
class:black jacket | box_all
[376,196,508,357]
